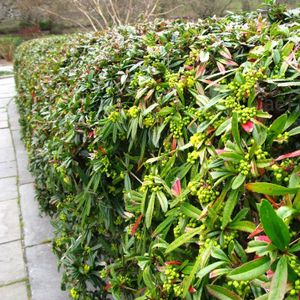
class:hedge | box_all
[14,5,300,300]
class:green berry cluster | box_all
[255,146,268,160]
[289,256,300,277]
[141,174,163,192]
[238,159,251,176]
[169,117,190,139]
[143,114,155,128]
[271,164,289,183]
[228,280,250,296]
[127,106,139,118]
[163,266,184,295]
[197,186,219,204]
[165,71,179,88]
[275,132,289,144]
[108,111,120,122]
[222,231,238,248]
[187,218,198,228]
[190,132,206,148]
[228,68,266,101]
[290,279,300,296]
[187,150,200,164]
[99,268,108,279]
[234,106,256,124]
[222,95,237,109]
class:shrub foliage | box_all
[15,5,300,300]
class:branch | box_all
[151,4,184,17]
[37,6,88,30]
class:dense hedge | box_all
[15,5,300,300]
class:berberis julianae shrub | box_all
[14,2,300,299]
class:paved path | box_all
[0,70,68,299]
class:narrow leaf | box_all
[228,256,271,281]
[259,200,290,250]
[246,182,300,195]
[268,256,288,300]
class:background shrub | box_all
[15,4,300,300]
[0,36,23,61]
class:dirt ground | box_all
[0,59,12,66]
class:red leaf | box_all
[225,60,239,66]
[171,138,177,151]
[196,63,207,78]
[216,149,226,155]
[255,235,271,243]
[104,283,112,291]
[98,145,107,155]
[257,98,263,110]
[217,61,226,74]
[219,48,232,60]
[241,121,254,132]
[130,214,143,236]
[275,150,300,162]
[165,261,182,266]
[88,130,95,138]
[267,269,275,279]
[248,225,263,239]
[185,65,193,71]
[172,178,181,197]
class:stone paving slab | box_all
[0,147,15,163]
[11,130,34,185]
[0,177,18,201]
[8,101,20,131]
[0,200,21,243]
[20,183,53,247]
[0,120,9,128]
[0,161,17,179]
[0,282,28,300]
[0,73,68,300]
[0,240,27,285]
[26,244,68,300]
[0,128,13,148]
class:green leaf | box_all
[268,256,287,300]
[181,202,202,220]
[228,256,271,281]
[197,261,227,279]
[231,174,246,190]
[222,189,240,229]
[215,118,231,136]
[156,191,168,213]
[288,126,300,137]
[232,112,242,151]
[165,227,201,253]
[207,285,242,300]
[259,200,290,251]
[152,214,174,236]
[145,192,156,229]
[228,221,256,233]
[143,265,156,291]
[269,114,287,134]
[246,182,300,195]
